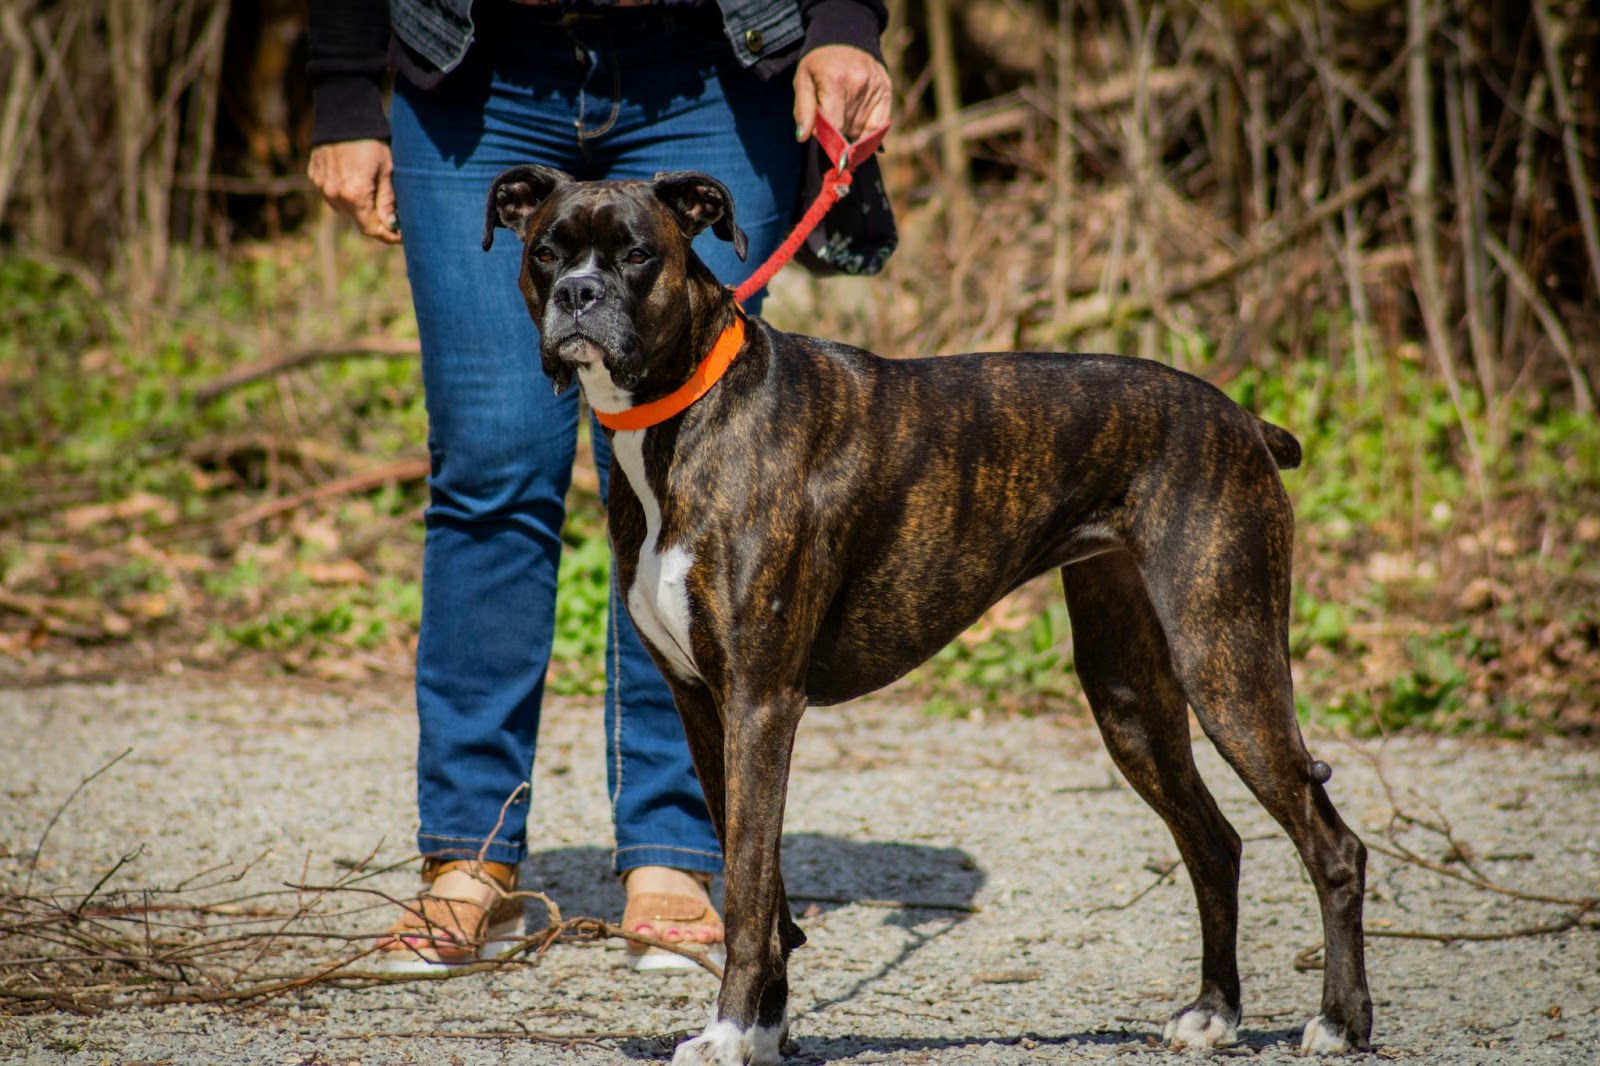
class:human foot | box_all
[365,858,522,973]
[622,865,725,972]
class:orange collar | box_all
[593,314,747,432]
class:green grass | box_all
[904,346,1598,733]
[3,241,1596,734]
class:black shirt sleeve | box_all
[798,0,886,64]
[306,0,890,145]
[307,0,393,146]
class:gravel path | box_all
[2,679,1597,1064]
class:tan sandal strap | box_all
[421,857,517,892]
[387,885,521,941]
[624,892,718,925]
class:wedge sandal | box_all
[621,871,726,973]
[358,857,524,975]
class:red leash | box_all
[595,118,888,433]
[732,114,890,304]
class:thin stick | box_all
[1341,741,1599,910]
[1123,0,1166,364]
[1405,0,1486,496]
[1047,155,1401,339]
[1049,0,1076,314]
[326,1029,653,1045]
[70,846,148,919]
[786,893,982,914]
[1366,901,1597,944]
[1087,860,1180,915]
[1484,235,1596,413]
[924,0,969,239]
[194,339,421,404]
[220,459,429,534]
[1306,0,1374,395]
[1444,51,1497,430]
[25,748,133,896]
[1367,838,1597,910]
[1532,0,1600,306]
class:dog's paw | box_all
[671,1018,784,1066]
[1163,1005,1239,1050]
[1299,1014,1355,1056]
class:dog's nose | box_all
[554,273,605,316]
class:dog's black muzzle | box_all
[553,271,606,318]
[540,271,645,391]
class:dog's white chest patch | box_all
[577,361,632,415]
[610,431,700,681]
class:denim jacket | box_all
[394,0,826,74]
[309,0,886,145]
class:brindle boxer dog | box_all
[483,166,1372,1065]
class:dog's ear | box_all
[483,165,573,251]
[650,171,748,262]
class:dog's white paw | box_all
[671,1017,784,1066]
[1299,1014,1351,1055]
[1163,1006,1239,1050]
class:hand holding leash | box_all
[792,44,891,143]
[733,112,891,304]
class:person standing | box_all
[307,0,891,971]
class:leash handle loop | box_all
[732,114,891,305]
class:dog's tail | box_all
[1255,417,1302,470]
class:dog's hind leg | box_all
[1063,552,1244,1050]
[1141,500,1372,1055]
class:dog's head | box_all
[483,167,746,402]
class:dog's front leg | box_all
[673,687,805,1066]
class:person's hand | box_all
[792,45,892,143]
[307,139,401,245]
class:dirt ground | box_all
[2,677,1597,1064]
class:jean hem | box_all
[419,833,525,866]
[613,844,722,876]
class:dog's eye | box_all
[533,246,556,264]
[625,248,651,265]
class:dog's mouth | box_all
[551,332,609,368]
[544,326,646,394]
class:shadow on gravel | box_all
[524,835,989,1062]
[617,1027,1310,1062]
[792,1026,1308,1060]
[788,1031,1137,1061]
[615,1031,1143,1062]
[521,842,1302,1062]
[517,833,986,931]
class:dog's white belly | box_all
[610,430,700,681]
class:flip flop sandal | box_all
[622,886,726,973]
[353,858,524,975]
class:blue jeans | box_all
[388,4,801,874]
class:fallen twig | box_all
[1043,153,1403,340]
[1282,739,1600,972]
[327,1028,654,1045]
[25,748,132,895]
[1348,742,1599,910]
[220,458,429,534]
[1366,902,1599,944]
[786,893,982,914]
[194,338,420,405]
[0,589,119,640]
[1087,860,1181,915]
